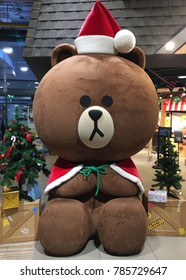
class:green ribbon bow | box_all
[79,164,109,196]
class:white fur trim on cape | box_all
[110,163,144,194]
[74,35,117,54]
[44,165,83,194]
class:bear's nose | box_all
[88,109,102,121]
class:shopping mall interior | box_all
[0,0,186,260]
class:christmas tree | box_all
[0,106,50,199]
[152,133,182,194]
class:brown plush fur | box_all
[33,44,158,256]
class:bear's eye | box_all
[80,95,91,107]
[101,95,113,107]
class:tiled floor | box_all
[0,241,35,260]
[0,148,186,260]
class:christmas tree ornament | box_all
[6,146,13,158]
[15,168,24,182]
[1,163,7,171]
[25,131,32,142]
[11,135,16,145]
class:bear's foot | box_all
[38,198,91,256]
[97,197,147,256]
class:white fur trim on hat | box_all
[75,31,136,55]
[74,35,117,54]
[114,30,136,53]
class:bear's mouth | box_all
[88,109,104,141]
[89,124,104,141]
[78,106,114,149]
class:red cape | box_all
[45,157,144,194]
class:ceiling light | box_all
[3,47,13,54]
[178,76,186,79]
[165,41,175,51]
[20,66,28,72]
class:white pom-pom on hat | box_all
[114,30,136,53]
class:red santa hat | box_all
[74,1,136,55]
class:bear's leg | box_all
[38,198,92,256]
[97,197,147,256]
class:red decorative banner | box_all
[164,99,186,111]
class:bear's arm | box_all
[50,172,97,198]
[100,167,140,197]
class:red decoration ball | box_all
[1,163,7,171]
[11,119,15,123]
[20,125,24,130]
[3,137,6,142]
[17,140,21,144]
[8,127,12,132]
[0,154,5,159]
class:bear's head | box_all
[33,43,159,164]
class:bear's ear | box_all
[51,43,78,67]
[118,46,146,69]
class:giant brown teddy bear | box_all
[33,2,158,256]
